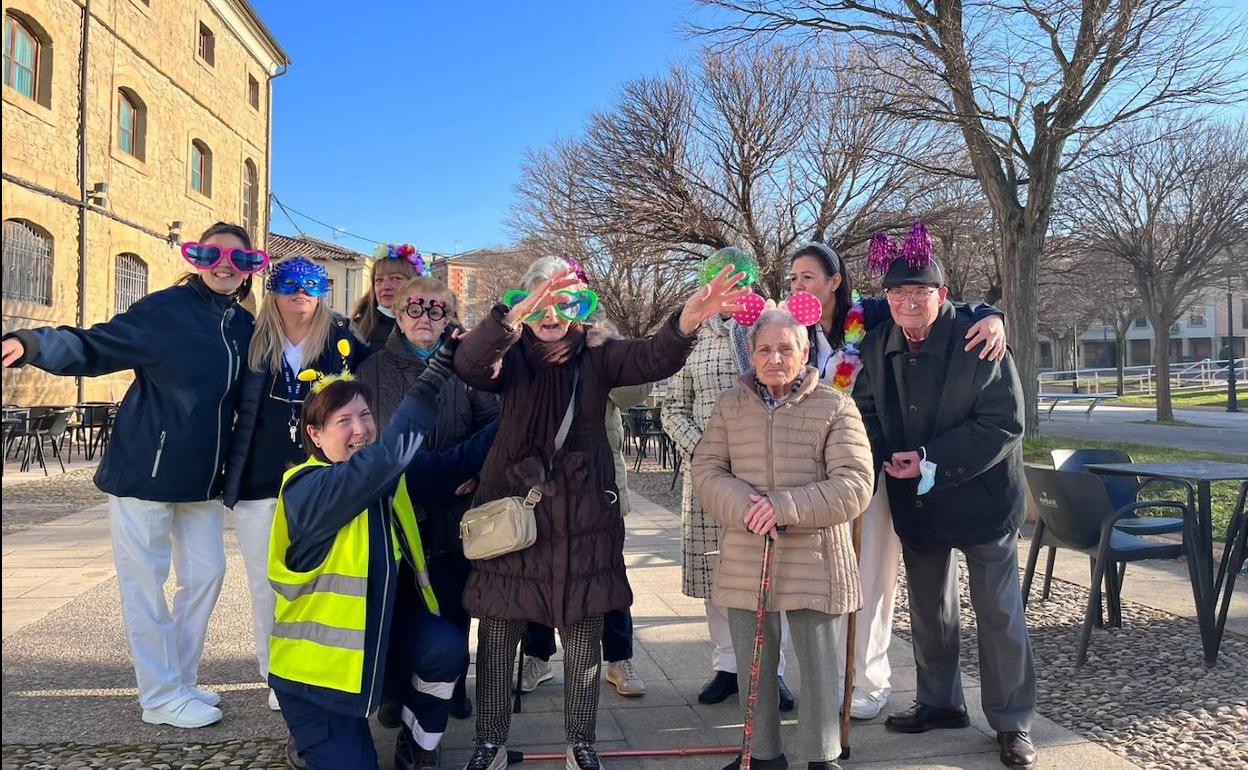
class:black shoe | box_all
[377,698,403,729]
[465,742,507,770]
[778,676,795,712]
[699,670,739,704]
[721,753,789,770]
[807,763,841,770]
[567,744,602,770]
[284,737,308,770]
[998,731,1037,768]
[884,702,970,734]
[450,689,473,720]
[395,728,440,770]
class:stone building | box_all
[2,0,288,405]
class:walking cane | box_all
[741,532,777,770]
[839,514,865,761]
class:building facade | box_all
[2,0,288,405]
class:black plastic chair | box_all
[628,407,670,472]
[38,409,73,472]
[1023,466,1189,666]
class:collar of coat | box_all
[381,329,427,371]
[736,365,822,407]
[884,301,956,359]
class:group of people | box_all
[0,217,1039,770]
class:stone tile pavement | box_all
[0,493,1156,769]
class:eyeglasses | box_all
[402,297,448,321]
[272,275,331,297]
[885,286,938,304]
[502,288,599,323]
[181,242,270,274]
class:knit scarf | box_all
[521,323,586,369]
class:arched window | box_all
[2,219,54,305]
[117,88,147,160]
[190,139,212,196]
[3,12,48,104]
[242,159,258,235]
[115,253,148,313]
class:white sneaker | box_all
[849,688,890,720]
[268,688,281,711]
[605,659,646,696]
[142,696,223,728]
[187,686,221,707]
[519,656,553,693]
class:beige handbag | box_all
[460,369,578,560]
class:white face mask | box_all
[917,446,937,496]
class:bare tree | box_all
[699,0,1248,433]
[1063,121,1248,421]
[513,44,946,302]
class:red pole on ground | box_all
[508,745,740,762]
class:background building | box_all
[265,232,366,317]
[2,0,288,405]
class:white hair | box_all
[520,256,572,292]
[747,310,809,351]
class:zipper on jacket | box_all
[364,500,394,715]
[208,311,232,498]
[150,430,167,478]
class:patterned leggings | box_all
[475,614,605,745]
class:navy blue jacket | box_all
[5,278,253,502]
[222,315,368,506]
[269,394,497,718]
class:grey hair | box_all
[747,310,809,351]
[520,256,572,292]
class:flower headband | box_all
[866,220,934,277]
[297,339,355,394]
[266,256,330,296]
[373,242,431,277]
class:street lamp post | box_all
[1228,277,1239,413]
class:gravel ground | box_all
[2,467,106,533]
[894,562,1248,770]
[626,455,682,514]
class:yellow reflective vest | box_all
[268,457,439,695]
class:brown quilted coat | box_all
[692,369,874,615]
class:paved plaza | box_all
[3,472,1246,769]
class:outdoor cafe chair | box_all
[1023,465,1190,666]
[628,407,672,473]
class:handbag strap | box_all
[551,367,580,463]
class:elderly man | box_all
[852,225,1037,769]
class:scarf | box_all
[521,323,586,369]
[403,336,442,361]
[377,304,395,319]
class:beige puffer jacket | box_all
[692,368,874,615]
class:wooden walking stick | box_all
[839,513,865,761]
[741,533,777,770]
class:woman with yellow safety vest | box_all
[268,330,497,770]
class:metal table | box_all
[1086,461,1248,665]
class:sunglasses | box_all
[181,242,270,274]
[403,297,448,321]
[272,275,331,297]
[503,288,599,323]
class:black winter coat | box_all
[853,302,1026,547]
[222,315,366,506]
[5,278,252,502]
[354,332,499,555]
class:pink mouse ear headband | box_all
[732,291,823,328]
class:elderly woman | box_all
[453,256,746,770]
[693,309,874,770]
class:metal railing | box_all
[1038,358,1246,396]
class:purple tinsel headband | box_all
[562,254,588,283]
[867,220,933,277]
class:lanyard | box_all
[280,358,303,444]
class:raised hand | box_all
[2,338,24,368]
[503,271,582,328]
[679,264,749,334]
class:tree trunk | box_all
[1150,315,1175,422]
[1115,328,1126,397]
[1000,221,1044,435]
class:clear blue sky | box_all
[251,1,704,255]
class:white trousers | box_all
[230,498,278,680]
[834,475,901,698]
[107,495,226,709]
[706,598,791,676]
